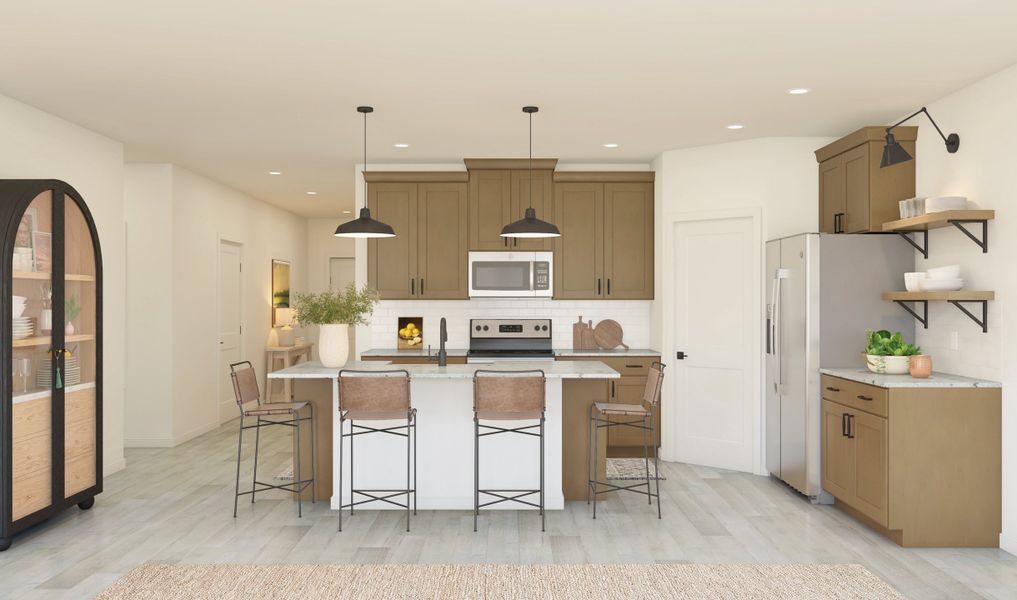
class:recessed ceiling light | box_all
[394,143,410,148]
[342,210,353,214]
[787,88,810,95]
[602,143,619,148]
[306,191,318,195]
[726,124,744,130]
[268,171,282,175]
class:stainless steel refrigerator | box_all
[765,233,914,499]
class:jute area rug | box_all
[96,563,904,599]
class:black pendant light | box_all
[335,106,396,238]
[880,106,960,168]
[501,106,561,239]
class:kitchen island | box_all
[268,360,619,510]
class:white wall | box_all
[304,218,356,359]
[0,93,127,474]
[906,63,1017,553]
[123,164,308,446]
[652,137,834,471]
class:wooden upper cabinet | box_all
[815,126,917,234]
[367,182,418,299]
[467,168,553,250]
[417,182,468,299]
[468,169,512,250]
[509,169,554,251]
[554,182,604,299]
[604,182,653,299]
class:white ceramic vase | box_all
[318,323,350,368]
[865,354,910,375]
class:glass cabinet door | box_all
[62,198,98,498]
[10,191,55,520]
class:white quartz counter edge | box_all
[821,368,1001,389]
[269,360,619,379]
[359,348,661,358]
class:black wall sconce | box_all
[881,106,960,168]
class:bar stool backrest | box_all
[230,361,261,413]
[642,362,666,408]
[473,370,546,414]
[338,369,411,412]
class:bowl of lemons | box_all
[398,320,422,347]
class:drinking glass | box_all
[16,357,31,393]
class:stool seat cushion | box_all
[242,401,308,416]
[476,409,544,421]
[343,409,416,421]
[594,402,650,417]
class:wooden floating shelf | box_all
[12,271,95,282]
[881,209,995,232]
[12,334,95,348]
[882,291,995,302]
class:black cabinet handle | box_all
[826,386,841,393]
[847,414,855,438]
[611,381,616,397]
[411,278,415,295]
[856,394,873,401]
[625,364,641,368]
[420,279,424,295]
[833,212,845,234]
[597,279,602,295]
[607,279,611,295]
[841,413,848,437]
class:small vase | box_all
[40,309,53,335]
[65,321,75,336]
[318,323,350,368]
[909,354,933,378]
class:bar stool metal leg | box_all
[309,405,317,504]
[233,415,245,518]
[295,408,302,518]
[653,412,661,519]
[592,406,599,519]
[643,412,651,504]
[540,416,545,532]
[406,413,411,532]
[338,416,344,532]
[413,417,417,516]
[251,416,262,504]
[474,416,479,533]
[349,418,354,516]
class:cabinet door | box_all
[842,145,870,233]
[851,409,888,526]
[606,377,660,448]
[468,170,512,250]
[509,169,554,251]
[417,183,468,299]
[554,183,604,299]
[603,182,653,299]
[367,183,418,299]
[822,400,855,503]
[818,156,845,234]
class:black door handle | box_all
[611,381,615,397]
[607,279,611,295]
[411,278,415,295]
[420,279,424,295]
[676,351,688,360]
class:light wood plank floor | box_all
[1,420,1015,599]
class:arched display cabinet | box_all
[1,180,102,551]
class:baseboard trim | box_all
[125,421,219,449]
[1001,531,1016,556]
[103,456,127,475]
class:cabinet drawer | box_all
[821,375,887,417]
[600,357,659,376]
[13,432,51,480]
[12,469,51,521]
[65,419,96,461]
[65,452,96,498]
[65,387,95,424]
[13,397,51,440]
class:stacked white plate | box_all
[37,354,80,388]
[12,316,34,339]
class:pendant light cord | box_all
[363,110,368,175]
[528,110,533,209]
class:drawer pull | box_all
[825,386,841,392]
[856,394,873,401]
[625,364,642,368]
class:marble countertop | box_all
[360,348,660,358]
[821,368,1001,389]
[269,360,620,380]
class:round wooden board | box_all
[593,319,628,350]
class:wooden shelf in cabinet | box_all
[12,271,95,282]
[882,291,994,332]
[12,334,95,348]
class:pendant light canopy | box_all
[880,106,959,169]
[500,106,561,239]
[335,106,396,238]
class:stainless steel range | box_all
[466,318,554,363]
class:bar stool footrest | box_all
[344,488,414,510]
[477,488,542,509]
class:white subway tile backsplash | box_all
[366,300,653,350]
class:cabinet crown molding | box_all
[363,171,468,183]
[464,158,558,170]
[552,171,655,183]
[815,126,918,163]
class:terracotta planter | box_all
[909,354,933,378]
[318,323,350,368]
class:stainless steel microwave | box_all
[468,251,553,298]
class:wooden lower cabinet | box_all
[821,375,1000,547]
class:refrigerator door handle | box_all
[773,268,790,386]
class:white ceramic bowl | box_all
[925,196,967,213]
[12,295,26,318]
[866,355,911,375]
[903,272,927,292]
[926,264,961,280]
[919,278,964,292]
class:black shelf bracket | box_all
[895,230,928,259]
[893,300,928,329]
[948,219,989,253]
[948,300,989,333]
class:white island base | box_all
[268,360,619,512]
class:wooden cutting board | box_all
[582,319,597,350]
[594,319,629,350]
[572,316,585,350]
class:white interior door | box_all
[672,216,757,472]
[329,257,356,357]
[218,240,243,424]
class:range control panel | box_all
[470,318,552,339]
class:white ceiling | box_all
[1,1,1016,217]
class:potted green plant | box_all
[293,284,379,368]
[864,329,921,374]
[64,294,81,336]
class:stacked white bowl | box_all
[905,265,963,292]
[12,295,27,318]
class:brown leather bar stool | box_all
[473,369,546,532]
[588,361,665,519]
[337,369,416,532]
[229,361,316,518]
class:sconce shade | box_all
[880,132,914,168]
